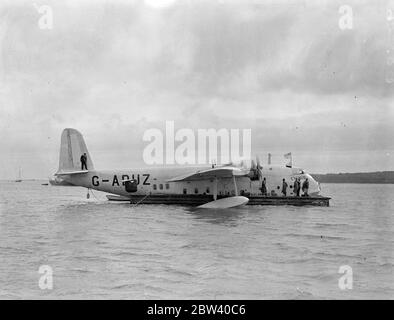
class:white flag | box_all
[284,152,292,167]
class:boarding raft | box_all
[106,194,331,207]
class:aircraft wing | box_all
[167,166,248,182]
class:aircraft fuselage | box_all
[62,165,321,198]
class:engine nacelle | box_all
[124,179,138,193]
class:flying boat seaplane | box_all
[55,129,330,208]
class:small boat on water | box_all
[15,167,22,182]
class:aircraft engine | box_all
[125,179,138,193]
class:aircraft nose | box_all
[306,174,320,196]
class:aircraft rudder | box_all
[57,128,94,173]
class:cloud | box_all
[0,0,393,178]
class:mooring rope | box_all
[131,193,150,208]
[87,188,100,201]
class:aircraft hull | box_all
[108,194,330,207]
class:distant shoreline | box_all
[312,171,394,184]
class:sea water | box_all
[0,181,392,299]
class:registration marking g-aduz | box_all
[91,174,150,187]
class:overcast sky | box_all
[0,0,393,179]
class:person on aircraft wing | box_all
[302,178,309,197]
[296,178,301,197]
[80,153,88,170]
[260,177,267,196]
[282,178,288,196]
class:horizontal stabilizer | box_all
[55,170,89,176]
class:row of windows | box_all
[152,184,210,195]
[183,187,210,194]
[152,183,170,190]
[152,184,298,194]
[152,184,300,194]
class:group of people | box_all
[291,177,309,197]
[260,177,309,197]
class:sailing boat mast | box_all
[15,167,22,182]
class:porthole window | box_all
[153,184,157,190]
[165,183,170,189]
[159,184,163,190]
[206,187,210,194]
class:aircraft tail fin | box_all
[56,128,94,174]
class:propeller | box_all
[251,159,257,170]
[245,156,262,180]
[256,155,263,180]
[256,155,262,169]
[227,157,262,180]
